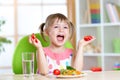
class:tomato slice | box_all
[53,69,60,75]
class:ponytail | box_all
[39,23,47,41]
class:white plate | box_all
[56,73,86,78]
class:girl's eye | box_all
[54,26,58,28]
[64,26,68,29]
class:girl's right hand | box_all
[29,33,42,48]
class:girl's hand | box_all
[29,33,42,48]
[78,35,96,47]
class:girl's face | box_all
[47,20,70,47]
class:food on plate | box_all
[53,69,61,75]
[84,35,93,41]
[60,69,81,75]
[53,66,81,76]
[66,66,76,70]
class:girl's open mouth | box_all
[57,35,64,42]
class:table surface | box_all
[0,71,120,80]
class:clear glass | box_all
[22,52,34,76]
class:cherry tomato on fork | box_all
[53,69,60,75]
[84,35,93,41]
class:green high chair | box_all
[12,33,73,74]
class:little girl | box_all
[29,13,95,75]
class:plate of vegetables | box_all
[53,66,86,78]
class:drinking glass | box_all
[22,52,34,76]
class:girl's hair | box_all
[39,13,74,41]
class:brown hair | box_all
[39,13,74,41]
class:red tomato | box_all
[31,33,38,43]
[35,39,38,43]
[31,33,36,40]
[91,67,102,72]
[84,35,93,41]
[53,69,60,75]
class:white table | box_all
[0,71,120,80]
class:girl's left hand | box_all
[78,35,96,47]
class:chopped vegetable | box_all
[66,66,76,70]
[60,66,81,75]
[53,66,81,75]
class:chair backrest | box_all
[12,33,73,74]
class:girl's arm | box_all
[73,36,95,71]
[29,36,49,75]
[36,46,49,75]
